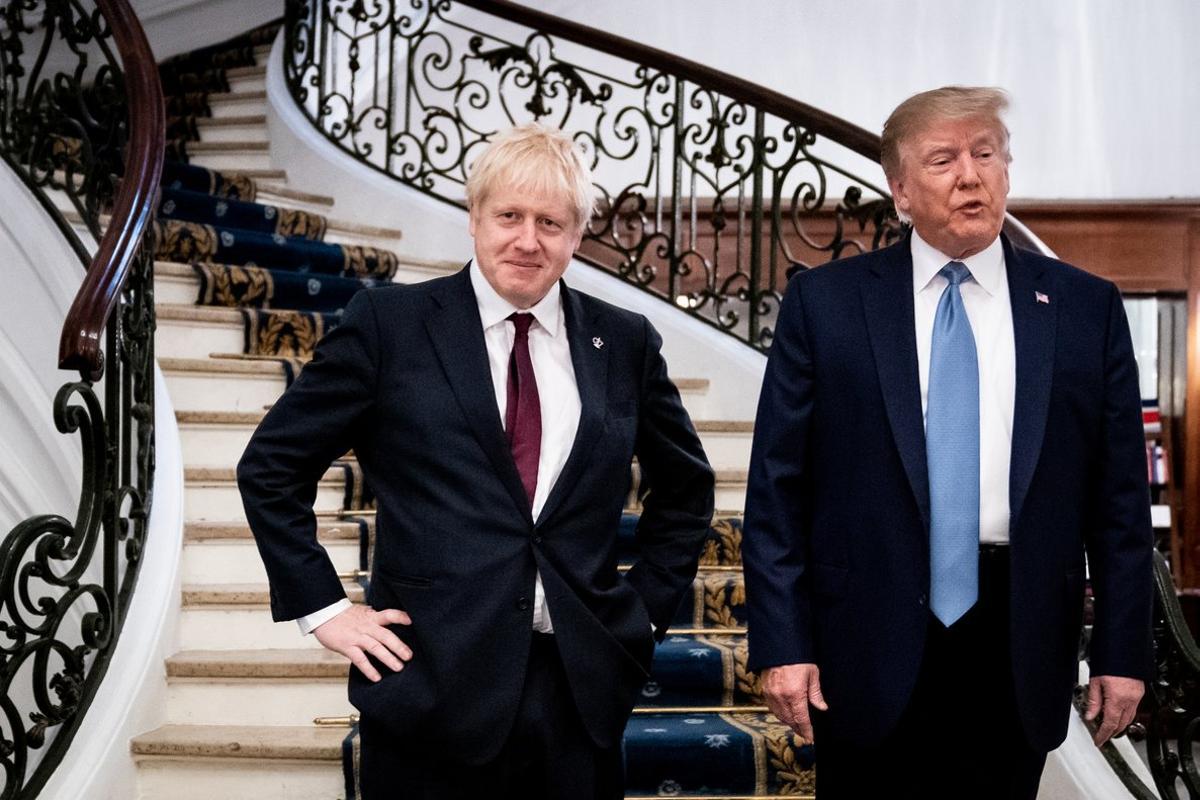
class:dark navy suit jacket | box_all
[742,233,1153,752]
[238,266,714,762]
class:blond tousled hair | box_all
[465,123,596,229]
[880,86,1012,180]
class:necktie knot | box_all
[940,261,971,287]
[509,312,535,338]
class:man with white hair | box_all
[238,123,714,798]
[743,86,1152,798]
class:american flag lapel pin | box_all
[1035,291,1050,304]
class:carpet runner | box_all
[159,23,813,798]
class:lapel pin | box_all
[1035,291,1050,304]
[592,336,604,350]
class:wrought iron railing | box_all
[0,0,162,796]
[283,0,921,350]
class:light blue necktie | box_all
[926,261,979,626]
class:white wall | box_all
[132,0,283,61]
[525,0,1199,200]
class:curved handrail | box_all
[58,0,164,376]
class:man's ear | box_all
[468,207,477,238]
[887,175,910,217]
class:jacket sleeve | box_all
[624,317,715,639]
[1085,283,1154,680]
[742,275,816,672]
[236,290,381,621]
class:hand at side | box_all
[1085,674,1144,747]
[760,662,828,742]
[313,605,413,682]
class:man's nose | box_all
[514,220,539,250]
[956,154,981,187]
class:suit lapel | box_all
[1004,236,1057,530]
[425,267,532,522]
[536,282,608,527]
[860,238,931,532]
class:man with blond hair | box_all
[238,123,714,798]
[743,86,1152,798]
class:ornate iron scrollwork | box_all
[0,1,156,796]
[283,0,900,350]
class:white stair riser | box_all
[228,74,267,93]
[697,431,753,471]
[189,151,273,172]
[180,424,255,468]
[180,607,328,650]
[209,95,268,118]
[715,483,745,512]
[164,371,286,414]
[159,273,200,305]
[136,758,342,800]
[198,123,268,143]
[166,679,351,726]
[156,318,245,360]
[182,538,361,584]
[185,482,348,522]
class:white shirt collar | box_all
[469,260,562,336]
[911,230,1005,297]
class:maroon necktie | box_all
[505,313,541,508]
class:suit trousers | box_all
[358,632,624,800]
[815,546,1048,800]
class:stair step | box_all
[188,140,272,171]
[195,114,268,143]
[161,356,287,413]
[132,724,345,800]
[165,649,352,725]
[178,581,364,651]
[207,89,268,118]
[254,182,335,211]
[225,65,266,93]
[156,304,246,360]
[184,465,350,523]
[182,526,362,584]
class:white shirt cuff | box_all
[296,597,353,635]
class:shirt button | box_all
[517,597,530,611]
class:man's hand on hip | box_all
[760,662,828,742]
[313,605,413,682]
[1085,674,1144,747]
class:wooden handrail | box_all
[58,0,164,375]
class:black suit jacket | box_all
[742,233,1153,753]
[237,266,715,762]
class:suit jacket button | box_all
[533,535,544,545]
[917,593,927,607]
[517,597,530,611]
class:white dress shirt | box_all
[911,231,1015,544]
[297,262,581,634]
